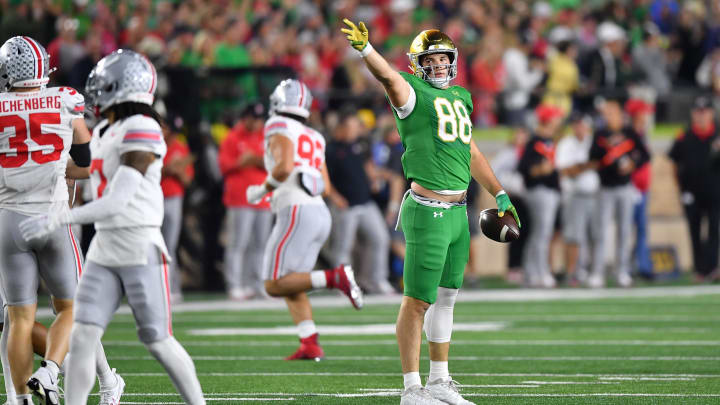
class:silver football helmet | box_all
[269,79,312,118]
[0,36,50,89]
[85,49,157,113]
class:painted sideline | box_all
[34,285,720,318]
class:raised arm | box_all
[342,19,411,108]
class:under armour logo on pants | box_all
[434,211,443,218]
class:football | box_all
[479,208,520,243]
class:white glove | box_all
[19,205,72,241]
[246,184,269,205]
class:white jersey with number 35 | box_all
[0,86,84,214]
[263,115,325,212]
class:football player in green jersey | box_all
[342,20,521,405]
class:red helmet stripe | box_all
[22,36,43,80]
[298,82,305,107]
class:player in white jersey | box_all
[19,48,206,405]
[246,79,364,360]
[0,36,123,405]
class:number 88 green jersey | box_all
[391,71,473,192]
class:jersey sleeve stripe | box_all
[123,132,163,143]
[266,122,287,131]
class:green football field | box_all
[4,286,720,404]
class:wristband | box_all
[266,175,282,189]
[495,190,507,198]
[359,42,374,58]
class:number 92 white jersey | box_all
[0,86,84,214]
[263,115,325,213]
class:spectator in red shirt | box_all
[218,103,272,300]
[626,99,655,278]
[161,114,195,303]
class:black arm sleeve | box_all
[69,142,91,167]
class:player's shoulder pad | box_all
[119,114,164,147]
[264,115,292,138]
[52,86,85,115]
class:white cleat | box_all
[426,378,476,405]
[27,364,60,405]
[616,273,633,288]
[540,273,557,288]
[400,384,447,405]
[99,369,125,405]
[425,378,475,405]
[586,273,604,289]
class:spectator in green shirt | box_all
[214,19,251,67]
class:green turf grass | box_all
[3,291,720,404]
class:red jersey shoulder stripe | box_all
[266,122,288,131]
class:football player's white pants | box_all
[66,323,206,405]
[147,337,206,404]
[424,287,458,343]
[162,196,184,296]
[1,307,17,402]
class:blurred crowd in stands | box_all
[4,0,720,296]
[9,0,720,121]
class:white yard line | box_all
[6,372,719,378]
[89,372,720,378]
[101,314,720,323]
[101,339,720,347]
[34,285,720,318]
[89,392,720,398]
[462,394,720,397]
[599,377,697,381]
[187,322,506,336]
[457,385,542,388]
[105,355,720,361]
[521,381,619,385]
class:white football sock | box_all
[65,322,102,405]
[16,394,32,404]
[310,271,327,288]
[428,360,449,383]
[297,320,317,339]
[403,371,422,390]
[95,342,117,388]
[1,308,17,400]
[146,337,205,404]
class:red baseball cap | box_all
[535,104,565,123]
[624,99,654,116]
